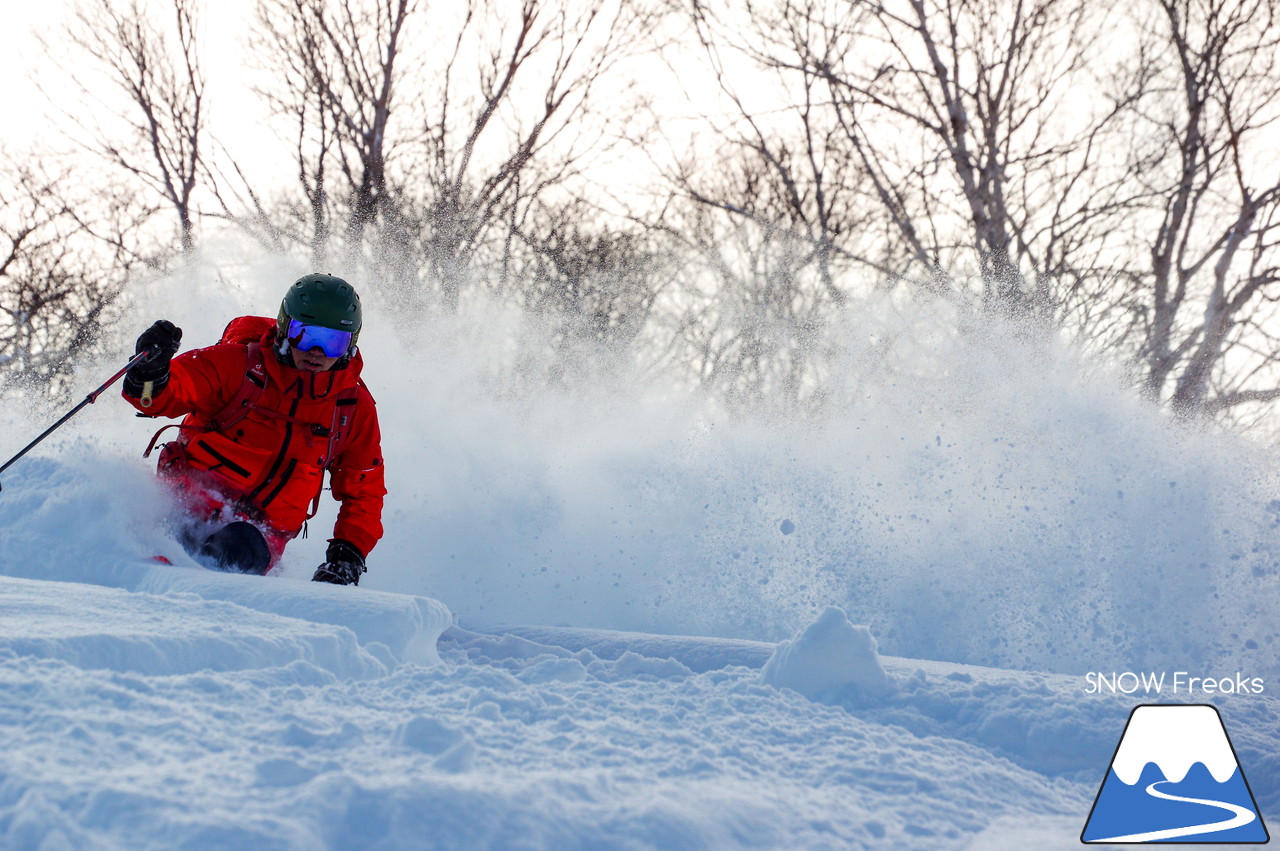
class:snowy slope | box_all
[1,461,1277,849]
[0,562,1088,850]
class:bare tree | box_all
[57,0,207,255]
[247,0,661,309]
[1125,0,1280,420]
[643,3,887,410]
[748,0,1135,319]
[0,161,139,396]
[656,0,1138,410]
[672,0,1280,427]
[516,198,667,347]
[249,0,413,267]
[656,175,846,414]
[459,196,674,394]
[677,1,876,302]
[407,0,662,310]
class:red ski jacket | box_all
[124,316,386,559]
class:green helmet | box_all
[276,273,362,358]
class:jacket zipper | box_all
[247,392,301,506]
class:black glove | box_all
[312,539,366,586]
[124,320,183,400]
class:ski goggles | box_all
[285,319,353,358]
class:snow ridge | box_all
[761,606,893,702]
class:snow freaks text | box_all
[1085,672,1265,696]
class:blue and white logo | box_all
[1082,704,1269,843]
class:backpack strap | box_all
[304,384,363,519]
[322,386,363,467]
[207,341,267,432]
[143,343,267,458]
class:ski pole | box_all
[0,350,152,493]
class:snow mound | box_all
[0,458,452,667]
[0,589,1111,851]
[762,607,894,702]
[1,558,451,667]
[0,574,387,678]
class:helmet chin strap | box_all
[275,337,292,364]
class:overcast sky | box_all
[3,0,281,181]
[4,2,64,150]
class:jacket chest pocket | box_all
[264,459,325,517]
[187,434,273,485]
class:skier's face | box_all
[290,345,340,372]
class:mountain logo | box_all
[1082,704,1269,844]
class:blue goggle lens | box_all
[287,319,353,358]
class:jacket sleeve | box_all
[121,345,244,420]
[329,386,386,558]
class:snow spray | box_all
[4,241,1280,680]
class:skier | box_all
[122,273,385,585]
